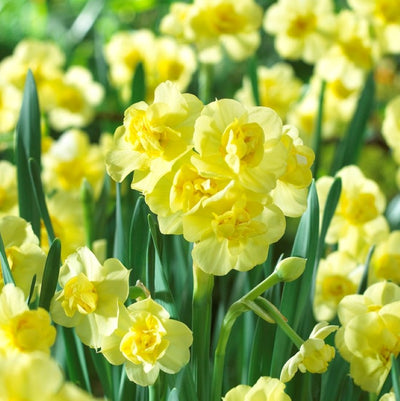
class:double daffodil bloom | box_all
[101,297,192,386]
[223,376,291,401]
[0,284,56,354]
[50,246,130,348]
[280,322,338,382]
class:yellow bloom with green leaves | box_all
[335,281,400,393]
[0,284,56,354]
[101,297,192,386]
[0,215,46,298]
[280,322,338,382]
[106,81,203,193]
[223,376,291,401]
[50,246,130,348]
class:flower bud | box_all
[275,257,306,282]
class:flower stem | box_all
[198,62,214,104]
[192,264,214,401]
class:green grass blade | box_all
[0,232,15,285]
[15,70,42,238]
[131,61,146,104]
[330,72,375,175]
[28,157,55,243]
[38,238,61,311]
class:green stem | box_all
[81,178,95,249]
[241,271,281,303]
[249,297,304,349]
[192,264,214,401]
[198,62,214,104]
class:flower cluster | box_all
[106,81,314,275]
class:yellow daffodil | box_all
[42,129,106,195]
[101,297,192,386]
[380,392,396,401]
[235,62,303,120]
[0,284,56,354]
[106,81,203,193]
[280,322,338,382]
[160,0,263,63]
[192,98,287,194]
[316,165,389,262]
[182,184,285,275]
[0,160,18,217]
[0,81,22,135]
[50,246,130,348]
[335,281,400,393]
[223,376,291,401]
[0,351,100,401]
[314,250,364,321]
[0,215,46,298]
[263,0,336,64]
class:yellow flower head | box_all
[263,0,336,63]
[235,62,303,120]
[101,297,192,386]
[335,281,400,393]
[348,0,400,55]
[316,165,389,261]
[0,284,56,354]
[182,184,285,275]
[280,322,338,382]
[0,351,100,401]
[314,250,364,322]
[106,81,203,192]
[161,0,263,63]
[47,66,104,131]
[0,81,22,135]
[50,246,130,348]
[192,98,287,194]
[42,129,106,195]
[370,231,400,284]
[0,160,18,218]
[0,215,46,298]
[223,376,291,401]
[41,191,86,261]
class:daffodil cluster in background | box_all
[1,0,400,400]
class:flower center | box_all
[340,192,379,225]
[209,3,245,34]
[61,273,98,317]
[321,275,356,303]
[287,14,316,37]
[374,253,400,283]
[120,312,169,366]
[221,119,264,173]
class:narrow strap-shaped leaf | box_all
[38,238,61,311]
[248,55,260,106]
[89,349,114,400]
[311,80,326,177]
[330,71,375,175]
[357,245,375,295]
[26,274,37,305]
[131,61,146,104]
[28,158,55,243]
[80,179,95,249]
[113,182,126,263]
[391,355,400,401]
[0,232,15,285]
[118,367,136,401]
[16,70,41,238]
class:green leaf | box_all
[113,182,126,262]
[15,70,41,238]
[311,80,326,177]
[391,355,400,400]
[28,158,55,243]
[248,55,260,106]
[330,72,375,175]
[131,61,146,104]
[270,181,319,377]
[38,238,61,311]
[357,245,375,295]
[0,232,15,285]
[89,349,114,400]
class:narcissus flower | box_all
[0,81,22,135]
[223,376,291,401]
[161,0,263,63]
[101,297,192,386]
[106,81,203,193]
[280,322,338,382]
[0,351,100,401]
[314,250,363,321]
[0,160,18,217]
[0,215,46,298]
[335,281,400,393]
[263,0,336,64]
[0,284,56,354]
[50,246,130,348]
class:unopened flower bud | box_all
[275,257,306,282]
